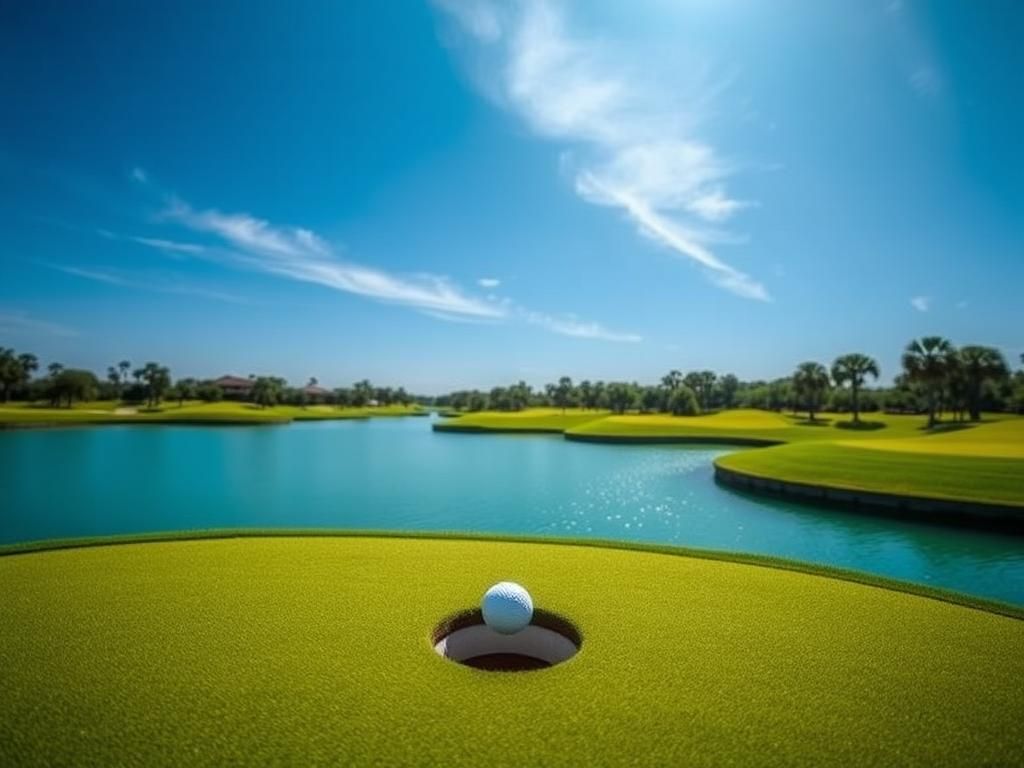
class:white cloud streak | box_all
[163,199,505,319]
[910,295,930,312]
[436,0,769,301]
[478,277,501,288]
[0,310,78,338]
[49,264,246,304]
[524,310,641,342]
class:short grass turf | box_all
[2,535,1023,767]
[440,409,1024,509]
[0,401,425,427]
[716,419,1024,507]
[434,407,610,432]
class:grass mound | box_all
[436,409,1024,510]
[1,534,1022,767]
[0,401,425,427]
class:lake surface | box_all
[2,416,1022,605]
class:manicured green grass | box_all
[715,419,1024,507]
[717,441,1024,506]
[438,409,1024,509]
[0,534,1021,767]
[0,401,425,427]
[434,407,610,432]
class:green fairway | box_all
[436,409,1024,510]
[0,534,1021,767]
[434,407,610,432]
[714,418,1024,508]
[0,401,425,427]
[716,441,1024,506]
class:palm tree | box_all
[831,353,880,423]
[793,362,830,421]
[902,336,956,428]
[958,345,1009,421]
[136,362,171,408]
[251,377,281,408]
[661,370,682,391]
[118,360,131,387]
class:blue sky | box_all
[2,0,1021,393]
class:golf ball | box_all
[481,581,534,635]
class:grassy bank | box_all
[435,409,1024,509]
[433,407,610,433]
[0,400,425,427]
[1,533,1021,766]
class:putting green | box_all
[2,534,1022,767]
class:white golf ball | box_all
[481,581,534,635]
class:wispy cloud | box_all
[131,166,148,184]
[130,236,206,255]
[525,310,641,343]
[52,264,132,287]
[0,309,78,338]
[478,277,501,288]
[162,198,505,319]
[910,295,930,312]
[96,228,206,258]
[48,263,246,304]
[435,0,769,301]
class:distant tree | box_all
[718,374,739,409]
[697,371,717,410]
[134,363,171,408]
[793,362,830,421]
[196,383,223,402]
[118,360,131,387]
[669,386,700,416]
[0,348,37,402]
[489,386,511,411]
[251,377,282,408]
[50,369,98,407]
[552,376,575,412]
[352,380,373,407]
[958,345,1009,421]
[467,391,487,411]
[605,382,637,414]
[48,362,64,378]
[107,366,122,396]
[173,378,197,406]
[333,388,352,408]
[831,353,880,423]
[577,380,594,410]
[395,387,412,407]
[509,381,531,411]
[902,336,956,428]
[308,376,318,388]
[640,386,663,413]
[661,370,683,392]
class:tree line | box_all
[435,337,1024,426]
[0,349,417,410]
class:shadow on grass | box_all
[835,420,886,431]
[919,422,977,435]
[794,418,833,427]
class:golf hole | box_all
[432,608,582,672]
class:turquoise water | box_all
[2,416,1022,605]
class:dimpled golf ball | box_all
[481,581,534,635]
